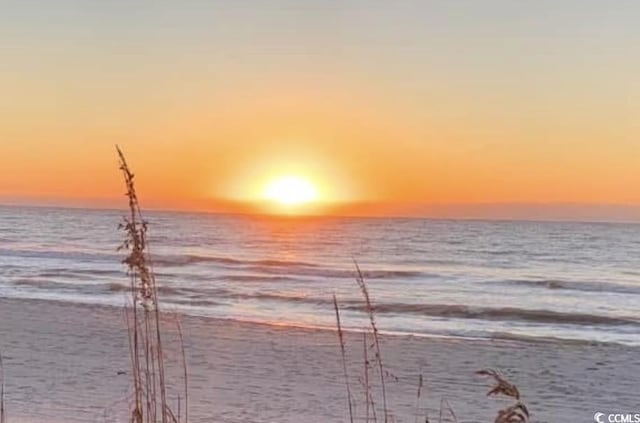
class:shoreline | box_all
[3,295,631,350]
[1,296,639,422]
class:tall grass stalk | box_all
[334,263,530,423]
[354,260,388,422]
[176,319,188,423]
[1,352,5,423]
[333,294,354,423]
[414,371,424,423]
[116,146,186,423]
[363,332,373,423]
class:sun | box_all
[262,176,319,206]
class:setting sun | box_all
[262,176,319,206]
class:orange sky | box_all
[1,1,639,219]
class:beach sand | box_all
[0,297,638,422]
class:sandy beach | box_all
[0,297,637,422]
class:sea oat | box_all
[495,403,529,423]
[117,146,187,423]
[0,352,5,423]
[476,369,520,400]
[414,371,425,423]
[477,369,529,423]
[333,294,354,423]
[354,260,389,422]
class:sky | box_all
[1,1,639,220]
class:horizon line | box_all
[1,199,640,225]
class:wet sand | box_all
[0,297,638,422]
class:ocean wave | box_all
[487,331,610,346]
[243,266,427,280]
[10,279,195,299]
[36,268,122,280]
[217,274,302,283]
[13,276,635,328]
[107,282,201,297]
[170,298,223,308]
[151,253,427,280]
[0,247,118,262]
[342,302,640,327]
[128,281,640,328]
[185,289,324,306]
[106,284,313,304]
[499,278,640,295]
[12,278,103,293]
[151,254,318,269]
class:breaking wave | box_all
[342,302,640,327]
[498,278,640,295]
[151,254,426,279]
[151,254,318,268]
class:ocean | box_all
[1,205,639,346]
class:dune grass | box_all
[117,146,188,423]
[1,352,5,423]
[333,262,530,423]
[333,294,355,423]
[477,369,529,423]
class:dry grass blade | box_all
[437,398,457,423]
[363,332,377,423]
[476,369,520,400]
[0,352,5,423]
[414,371,424,423]
[495,403,529,423]
[477,369,528,423]
[353,260,388,423]
[332,294,355,423]
[176,319,188,423]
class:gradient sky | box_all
[1,1,639,219]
